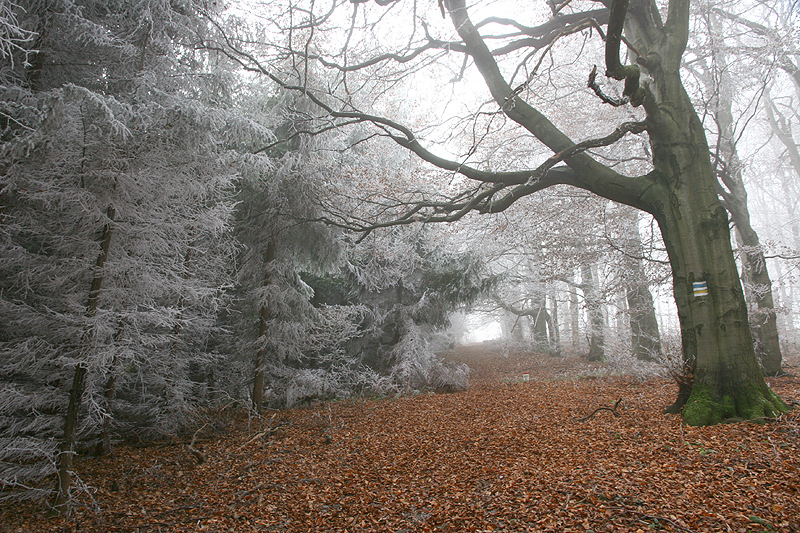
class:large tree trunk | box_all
[643,81,785,424]
[252,240,276,414]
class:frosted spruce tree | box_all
[0,0,271,508]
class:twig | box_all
[187,424,210,464]
[237,414,278,451]
[576,398,623,422]
[236,430,270,451]
[235,482,267,500]
[606,506,696,533]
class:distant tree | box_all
[467,187,663,361]
[611,209,664,362]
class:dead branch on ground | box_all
[576,398,623,422]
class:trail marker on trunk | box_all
[693,281,708,297]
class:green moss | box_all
[682,384,721,426]
[738,385,788,421]
[721,394,734,414]
[682,382,789,426]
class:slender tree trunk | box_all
[569,275,580,353]
[94,373,117,457]
[252,240,276,414]
[25,6,53,92]
[54,364,86,512]
[581,263,605,362]
[772,260,793,339]
[733,223,783,375]
[626,285,661,361]
[54,205,115,512]
[507,312,525,343]
[531,295,549,350]
[622,215,662,361]
[547,291,561,356]
[94,319,127,457]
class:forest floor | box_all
[4,344,800,533]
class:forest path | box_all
[6,346,800,533]
[442,342,607,386]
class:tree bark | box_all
[252,240,276,414]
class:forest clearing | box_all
[4,344,799,533]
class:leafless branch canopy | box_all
[202,0,655,235]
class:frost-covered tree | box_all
[228,79,354,411]
[0,0,270,507]
[229,77,491,407]
[303,223,491,395]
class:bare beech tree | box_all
[208,0,789,425]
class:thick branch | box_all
[601,0,645,106]
[474,9,608,38]
[322,120,648,238]
[664,0,690,65]
[443,0,650,209]
[204,5,656,236]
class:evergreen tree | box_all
[0,0,270,506]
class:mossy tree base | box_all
[681,382,789,426]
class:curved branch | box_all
[475,9,609,38]
[602,0,645,106]
[306,38,465,72]
[444,0,651,209]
